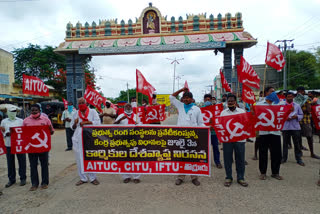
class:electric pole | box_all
[206,85,213,96]
[166,58,184,92]
[275,39,294,90]
[176,75,184,89]
[126,82,130,103]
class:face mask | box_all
[228,104,236,111]
[125,110,133,115]
[212,100,217,104]
[68,105,73,112]
[131,102,137,107]
[78,104,87,111]
[7,111,16,120]
[204,101,212,107]
[32,113,40,119]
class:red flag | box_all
[11,126,51,154]
[133,107,146,124]
[242,85,256,104]
[84,86,105,112]
[22,74,49,97]
[0,132,7,156]
[237,56,260,89]
[144,104,166,124]
[214,112,255,143]
[220,70,232,92]
[265,42,286,71]
[311,105,320,130]
[201,105,215,126]
[62,98,68,109]
[136,69,156,105]
[213,103,224,117]
[184,80,189,91]
[254,105,291,131]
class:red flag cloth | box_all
[11,126,51,154]
[201,105,215,126]
[213,103,224,117]
[136,69,156,105]
[84,86,105,113]
[265,42,286,71]
[133,107,146,124]
[311,105,320,130]
[22,74,49,97]
[214,112,255,143]
[117,108,124,115]
[220,70,232,92]
[184,80,189,91]
[62,98,68,109]
[144,105,166,124]
[0,132,7,156]
[254,105,292,131]
[237,56,260,89]
[242,84,256,104]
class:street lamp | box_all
[166,58,184,92]
[176,74,184,89]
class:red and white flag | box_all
[11,126,51,154]
[23,74,49,97]
[62,98,68,109]
[200,104,223,126]
[136,69,156,105]
[133,107,146,124]
[242,84,256,104]
[220,70,232,92]
[214,112,255,143]
[184,80,189,91]
[265,42,286,71]
[84,86,105,112]
[0,132,6,156]
[237,56,260,89]
[311,105,320,130]
[144,104,166,124]
[254,105,291,131]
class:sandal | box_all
[271,174,283,180]
[259,174,267,180]
[237,180,248,187]
[75,180,87,186]
[224,179,232,187]
[91,179,100,185]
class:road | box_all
[0,114,319,214]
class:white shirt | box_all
[169,95,204,127]
[220,107,246,142]
[256,100,281,136]
[115,113,137,125]
[1,117,23,147]
[61,109,76,128]
[70,108,101,144]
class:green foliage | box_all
[113,88,149,104]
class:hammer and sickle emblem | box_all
[271,54,285,67]
[202,110,213,124]
[255,109,275,128]
[146,109,158,121]
[226,119,250,139]
[25,130,48,151]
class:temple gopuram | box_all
[55,3,257,105]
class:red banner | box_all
[242,84,256,104]
[311,105,320,130]
[265,42,286,71]
[136,69,156,105]
[254,105,291,131]
[11,126,51,154]
[200,104,223,126]
[220,70,232,92]
[135,107,146,124]
[62,98,68,109]
[214,112,255,143]
[145,104,166,124]
[22,74,49,97]
[0,132,7,156]
[237,56,260,89]
[84,86,105,113]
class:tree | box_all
[113,88,149,104]
[13,44,97,98]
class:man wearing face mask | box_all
[100,100,116,124]
[220,94,228,110]
[0,106,26,188]
[130,97,137,108]
[61,101,76,151]
[220,94,248,187]
[170,87,204,186]
[114,103,141,183]
[203,94,222,169]
[23,104,54,191]
[71,98,101,186]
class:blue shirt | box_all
[282,102,303,131]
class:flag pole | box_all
[136,90,138,122]
[262,64,267,94]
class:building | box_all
[0,48,15,96]
[252,64,282,92]
[213,75,222,99]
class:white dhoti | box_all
[73,142,96,182]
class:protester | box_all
[152,94,158,105]
[71,97,100,186]
[258,91,264,102]
[256,87,283,181]
[0,106,26,188]
[237,97,246,110]
[281,92,305,166]
[142,99,148,107]
[170,87,204,186]
[203,94,222,169]
[100,100,116,124]
[297,87,320,159]
[23,104,54,191]
[61,101,76,151]
[44,104,54,121]
[114,103,141,183]
[220,94,248,187]
[130,97,137,108]
[221,94,228,109]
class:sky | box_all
[0,0,320,102]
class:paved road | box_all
[0,115,319,213]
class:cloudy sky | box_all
[0,0,319,101]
